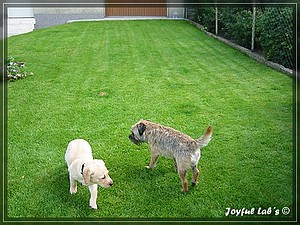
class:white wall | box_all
[8,8,36,37]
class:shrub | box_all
[191,6,294,69]
[258,7,293,69]
[193,7,215,33]
[218,8,242,39]
[194,7,255,48]
[7,57,33,81]
[222,8,253,48]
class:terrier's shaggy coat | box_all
[129,120,212,192]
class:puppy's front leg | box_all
[69,176,77,194]
[88,184,98,209]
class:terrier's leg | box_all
[173,158,178,172]
[178,170,188,192]
[146,150,159,169]
[191,165,199,186]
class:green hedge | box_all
[191,7,293,69]
[259,7,293,69]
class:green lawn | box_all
[6,20,293,220]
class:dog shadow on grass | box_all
[44,159,199,218]
[121,160,198,197]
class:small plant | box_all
[7,56,33,81]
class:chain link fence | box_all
[187,6,294,70]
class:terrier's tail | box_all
[197,126,213,148]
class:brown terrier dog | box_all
[129,120,212,192]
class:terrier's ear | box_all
[137,122,146,136]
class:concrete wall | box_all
[8,8,36,37]
[33,8,105,29]
[7,6,186,36]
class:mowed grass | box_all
[6,20,293,220]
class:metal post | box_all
[215,7,218,35]
[251,7,256,51]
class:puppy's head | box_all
[83,160,113,188]
[129,120,147,145]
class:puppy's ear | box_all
[83,168,94,185]
[137,122,146,136]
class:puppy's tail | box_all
[197,126,213,148]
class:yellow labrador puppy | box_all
[65,139,113,209]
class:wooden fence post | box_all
[251,6,256,51]
[215,7,218,35]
